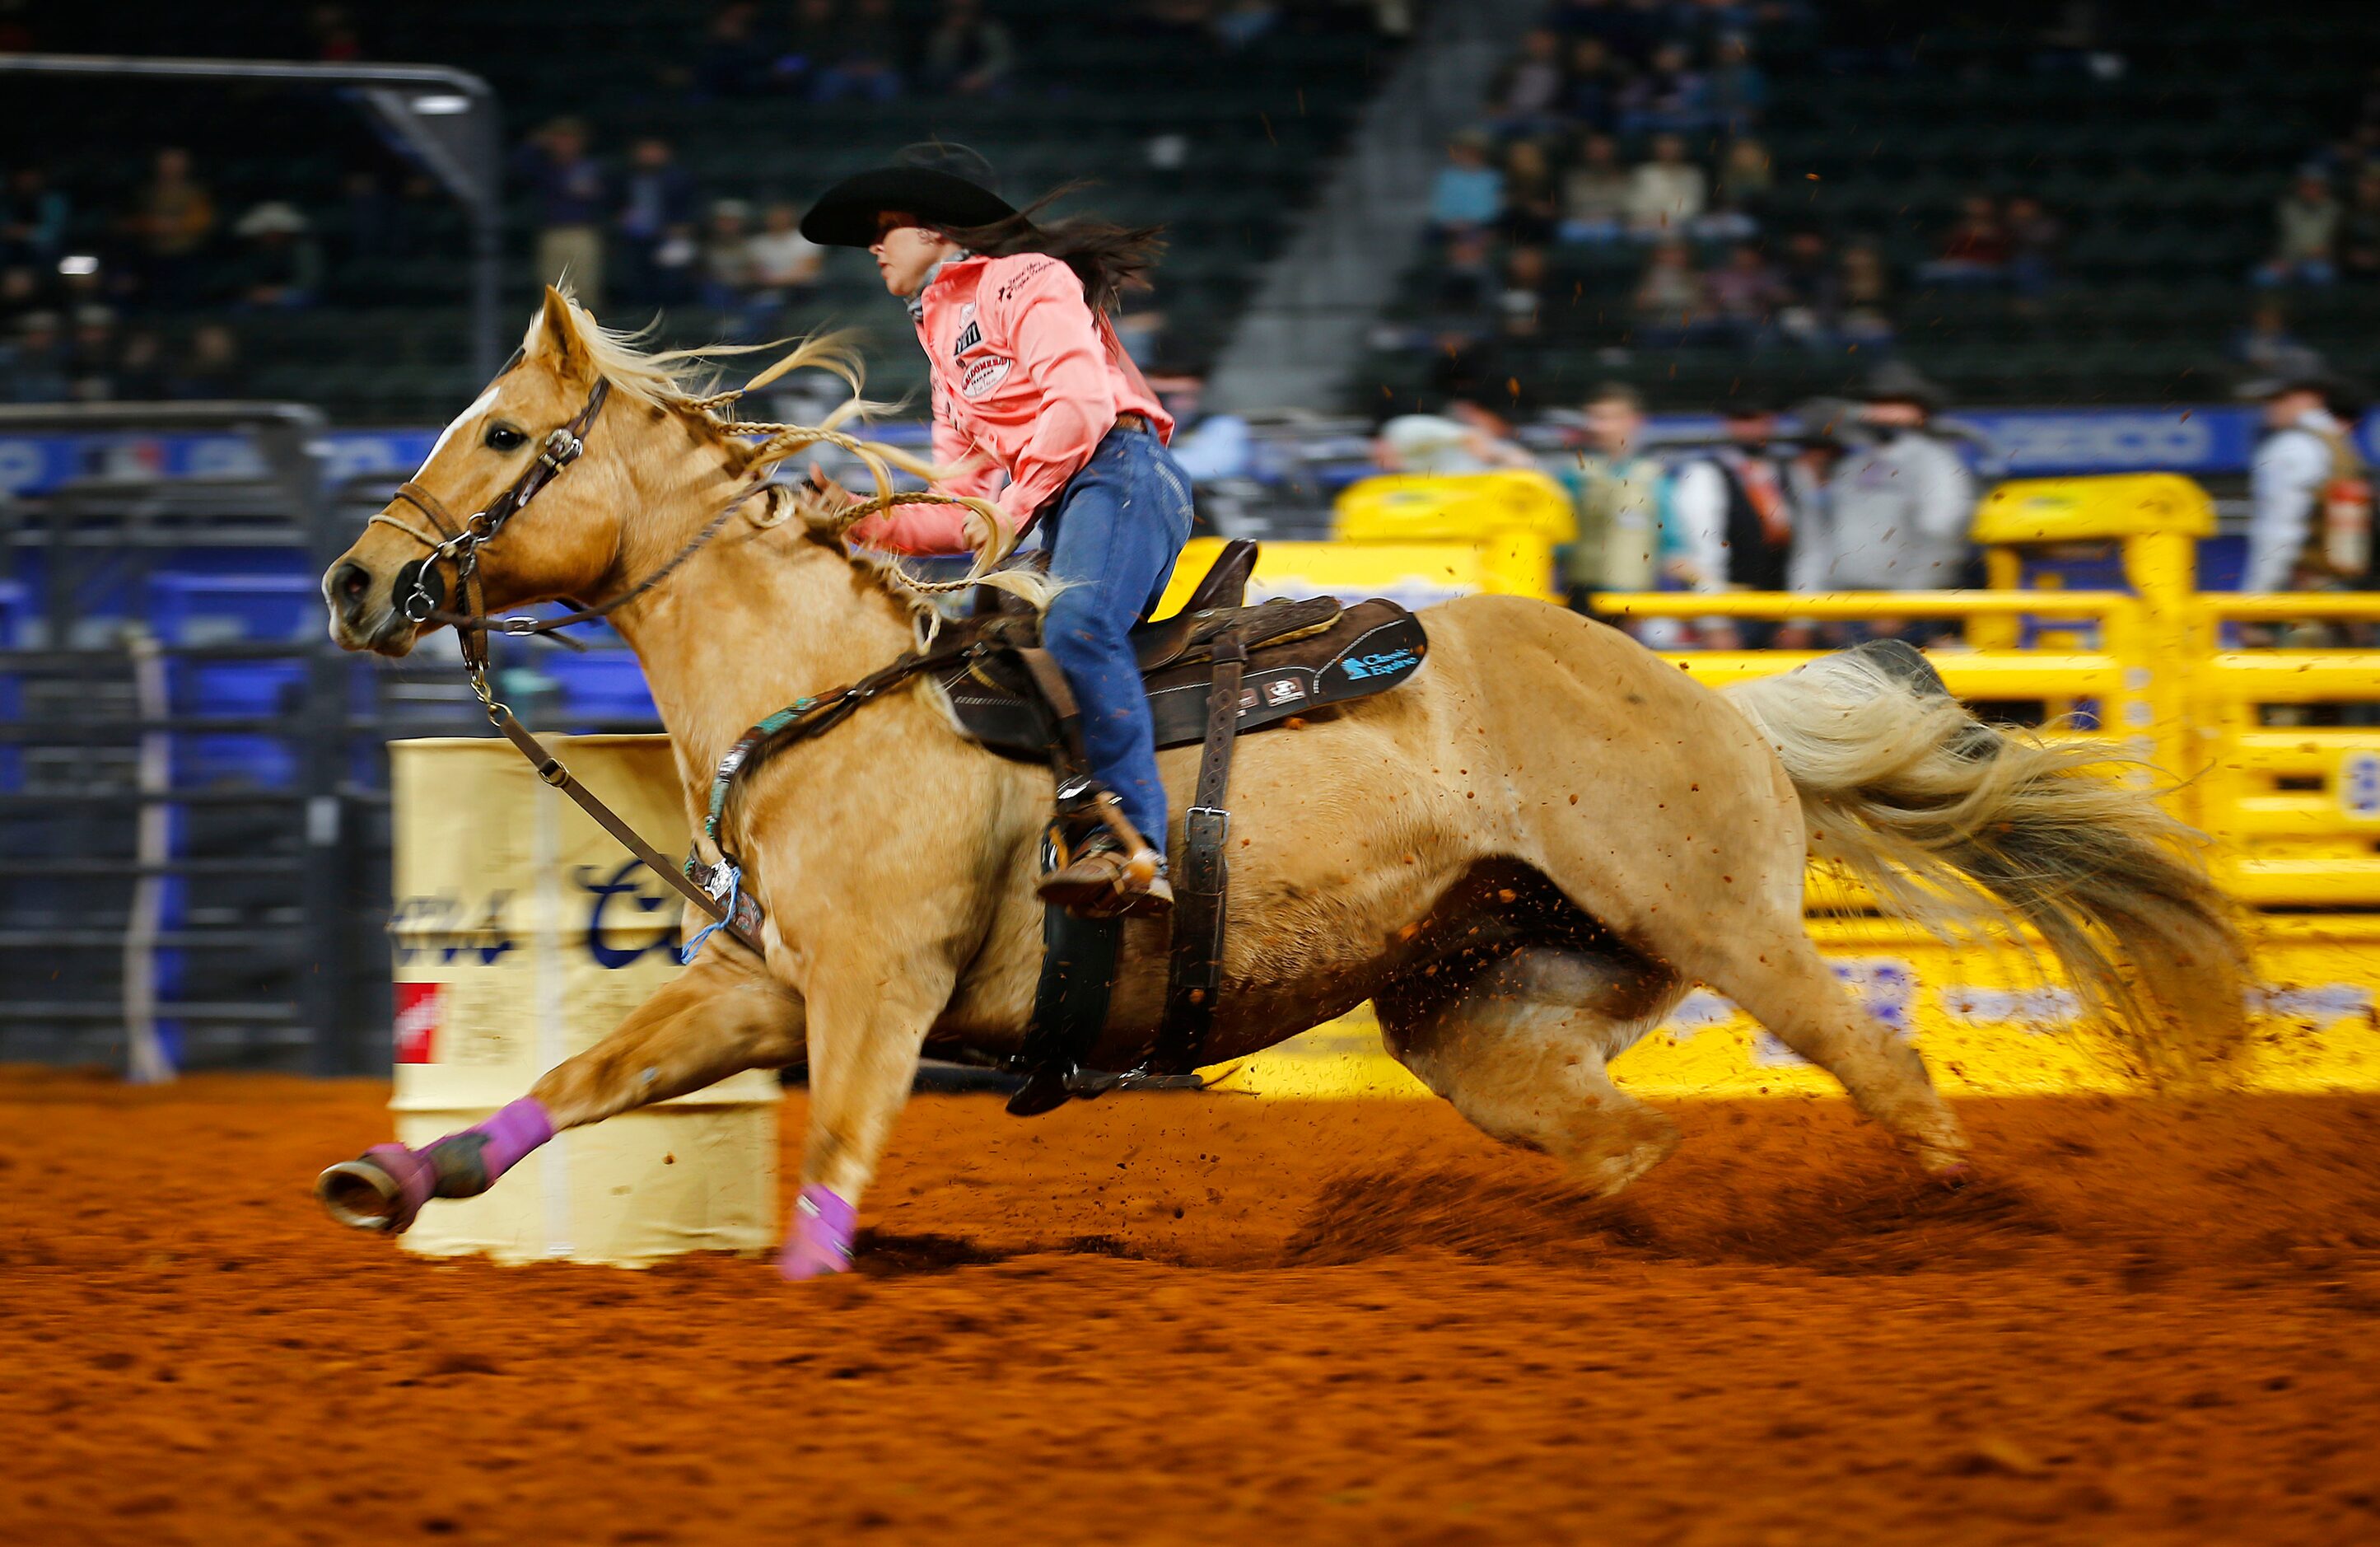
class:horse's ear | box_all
[533,285,590,377]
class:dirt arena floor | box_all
[2,1072,2378,1545]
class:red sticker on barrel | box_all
[394,983,442,1064]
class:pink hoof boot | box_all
[316,1143,437,1233]
[780,1185,856,1282]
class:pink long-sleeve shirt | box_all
[847,252,1173,554]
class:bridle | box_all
[353,348,1001,961]
[366,358,770,708]
[362,355,786,950]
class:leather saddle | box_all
[939,538,1431,1112]
[938,539,1430,760]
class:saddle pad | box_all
[942,599,1429,762]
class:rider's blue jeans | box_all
[1036,424,1196,849]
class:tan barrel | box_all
[386,735,778,1267]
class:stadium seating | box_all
[1358,4,2380,411]
[5,1,1396,423]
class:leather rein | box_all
[366,367,791,951]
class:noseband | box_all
[368,363,613,671]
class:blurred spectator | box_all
[1836,241,1895,345]
[1435,229,1496,311]
[128,147,216,306]
[2340,167,2380,281]
[646,221,704,306]
[1920,194,2009,287]
[1147,365,1253,483]
[747,201,824,299]
[516,118,609,306]
[170,322,241,399]
[1773,228,1839,344]
[1632,238,1703,333]
[1559,133,1633,245]
[2258,171,2340,288]
[1627,133,1706,236]
[1499,245,1547,338]
[699,199,758,311]
[116,328,169,399]
[338,171,402,261]
[1553,381,1673,618]
[308,3,364,62]
[1704,242,1786,344]
[1668,398,1808,645]
[5,310,69,401]
[696,2,772,98]
[2242,372,2366,594]
[1706,32,1768,133]
[1715,137,1773,218]
[1561,38,1626,132]
[1491,28,1570,133]
[1561,0,1659,65]
[1214,0,1281,51]
[68,305,119,401]
[1617,43,1710,136]
[1800,362,1975,614]
[1375,398,1535,474]
[1497,141,1561,247]
[2003,194,2062,297]
[617,138,698,306]
[2,167,69,269]
[1430,132,1504,235]
[2235,301,2325,380]
[920,0,1017,95]
[1,264,45,325]
[818,0,904,103]
[1114,285,1168,364]
[775,0,842,94]
[231,203,322,310]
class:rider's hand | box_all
[805,460,858,514]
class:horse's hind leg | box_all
[1692,921,1968,1175]
[316,952,803,1233]
[1377,946,1687,1199]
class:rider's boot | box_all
[1036,834,1173,918]
[1035,789,1172,918]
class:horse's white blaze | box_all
[415,383,503,476]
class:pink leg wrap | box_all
[779,1185,857,1282]
[466,1097,556,1185]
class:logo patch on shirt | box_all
[952,319,982,356]
[959,356,1012,398]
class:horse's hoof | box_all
[779,1185,856,1282]
[316,1143,435,1233]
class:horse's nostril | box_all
[329,561,373,621]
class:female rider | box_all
[800,152,1192,916]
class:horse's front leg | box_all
[317,949,804,1233]
[779,955,954,1282]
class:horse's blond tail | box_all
[1724,642,2247,1084]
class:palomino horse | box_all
[319,290,2245,1278]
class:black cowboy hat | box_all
[2239,369,2368,418]
[1858,359,1948,413]
[800,143,1016,247]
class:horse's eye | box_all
[484,425,527,452]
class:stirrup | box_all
[1038,837,1174,918]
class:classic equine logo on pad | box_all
[1340,646,1420,680]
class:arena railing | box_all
[2188,594,2380,908]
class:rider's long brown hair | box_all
[940,189,1165,315]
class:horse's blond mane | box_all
[544,292,1057,614]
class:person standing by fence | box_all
[1795,363,1975,643]
[2242,372,2370,596]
